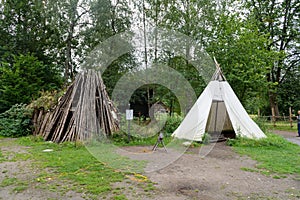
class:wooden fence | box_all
[257,107,297,128]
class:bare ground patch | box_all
[117,142,300,200]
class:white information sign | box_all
[126,109,133,120]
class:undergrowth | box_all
[112,131,172,146]
[0,104,32,137]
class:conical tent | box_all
[172,67,266,141]
[32,70,119,143]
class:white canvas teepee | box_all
[172,66,266,141]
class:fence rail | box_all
[257,115,297,128]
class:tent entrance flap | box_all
[205,100,235,139]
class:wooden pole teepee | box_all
[33,70,119,143]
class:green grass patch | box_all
[16,137,124,195]
[113,194,128,200]
[227,132,300,175]
[240,167,260,173]
[0,176,28,193]
[0,150,5,162]
[0,138,16,147]
[86,141,147,173]
[0,177,18,187]
[10,152,32,161]
[265,122,297,132]
[13,136,149,197]
[12,184,28,193]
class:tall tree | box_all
[44,0,91,82]
[85,0,133,95]
[206,13,280,113]
[0,0,55,63]
[129,0,218,115]
[43,0,132,82]
[277,69,300,114]
[0,0,63,112]
[245,0,300,115]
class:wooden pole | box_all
[289,107,293,128]
[271,107,276,127]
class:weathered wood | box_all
[32,70,119,143]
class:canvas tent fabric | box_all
[172,70,266,141]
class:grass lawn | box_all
[263,121,297,132]
[0,136,152,199]
[227,132,300,178]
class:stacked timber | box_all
[33,70,119,143]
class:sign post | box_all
[126,109,133,142]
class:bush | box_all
[163,114,183,136]
[0,54,63,113]
[0,104,33,137]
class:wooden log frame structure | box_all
[33,70,119,143]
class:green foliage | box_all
[112,115,182,146]
[0,177,18,187]
[29,90,65,110]
[227,133,300,175]
[245,0,299,115]
[277,69,300,113]
[207,14,278,107]
[0,54,62,112]
[0,0,54,60]
[0,104,32,137]
[202,133,211,144]
[163,115,183,136]
[112,131,172,147]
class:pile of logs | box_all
[32,70,119,143]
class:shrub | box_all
[163,114,183,136]
[0,104,33,137]
[0,54,63,113]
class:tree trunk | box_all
[169,99,173,117]
[269,91,279,116]
[142,0,152,119]
[65,38,72,82]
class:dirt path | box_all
[118,143,300,200]
[272,130,300,146]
